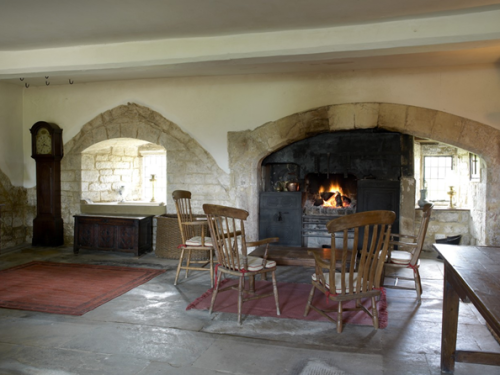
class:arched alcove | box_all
[81,138,166,203]
[60,103,231,244]
[228,103,500,246]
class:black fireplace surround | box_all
[259,130,413,247]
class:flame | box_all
[320,182,350,208]
[319,182,343,195]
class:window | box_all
[141,151,167,202]
[424,156,453,202]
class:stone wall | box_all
[417,208,471,252]
[18,101,500,248]
[0,168,29,251]
[228,103,500,245]
[81,145,142,202]
[57,103,231,245]
[469,157,487,246]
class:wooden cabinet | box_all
[259,192,302,247]
[73,214,153,257]
[357,179,400,234]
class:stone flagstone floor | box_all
[0,245,499,375]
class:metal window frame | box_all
[423,155,453,203]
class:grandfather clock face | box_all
[36,128,52,154]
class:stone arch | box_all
[60,102,231,244]
[229,103,500,245]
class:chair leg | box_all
[174,248,186,285]
[371,296,379,329]
[249,274,255,293]
[238,275,244,325]
[209,249,214,288]
[209,268,223,315]
[337,301,343,333]
[414,268,422,304]
[184,249,192,279]
[271,270,280,316]
[304,285,316,317]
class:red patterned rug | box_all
[187,279,388,328]
[0,261,165,315]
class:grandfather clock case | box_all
[30,121,64,247]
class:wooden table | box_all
[433,244,500,374]
[249,245,349,267]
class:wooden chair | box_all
[203,204,280,324]
[172,190,214,287]
[383,203,434,303]
[304,210,396,333]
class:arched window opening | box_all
[415,139,482,209]
[139,145,167,202]
[81,138,167,203]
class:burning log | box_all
[335,193,343,207]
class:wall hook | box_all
[45,76,49,79]
[45,81,50,86]
[20,78,24,81]
[25,83,29,88]
[69,79,74,84]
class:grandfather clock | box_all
[30,121,64,246]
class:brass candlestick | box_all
[447,186,456,208]
[150,174,156,202]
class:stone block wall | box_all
[16,102,499,249]
[81,146,142,202]
[229,102,499,245]
[56,103,232,245]
[0,169,29,251]
[417,208,471,252]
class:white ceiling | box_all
[1,0,500,86]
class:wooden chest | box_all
[73,214,153,257]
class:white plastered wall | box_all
[20,64,500,188]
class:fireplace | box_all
[259,130,411,247]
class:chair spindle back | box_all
[326,210,396,296]
[172,190,198,243]
[409,203,433,266]
[204,204,249,271]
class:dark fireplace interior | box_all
[259,130,413,247]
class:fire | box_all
[319,182,343,195]
[319,182,351,208]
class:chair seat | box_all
[245,256,276,271]
[185,236,213,247]
[312,272,358,292]
[389,250,413,265]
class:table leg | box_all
[441,267,460,374]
